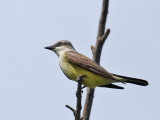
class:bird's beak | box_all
[44,46,53,50]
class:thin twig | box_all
[66,105,76,116]
[101,29,110,43]
[66,75,84,120]
[91,46,96,55]
[75,75,84,120]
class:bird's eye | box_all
[58,42,62,46]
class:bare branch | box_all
[101,29,110,43]
[82,0,110,120]
[91,46,96,55]
[66,105,76,116]
[97,0,109,38]
[75,75,85,120]
[66,75,84,120]
[94,0,110,64]
[82,88,95,120]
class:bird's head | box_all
[44,40,75,56]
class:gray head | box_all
[44,40,75,56]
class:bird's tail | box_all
[112,74,149,86]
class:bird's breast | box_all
[59,52,78,80]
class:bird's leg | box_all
[76,75,86,82]
[76,75,86,96]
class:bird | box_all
[44,40,148,89]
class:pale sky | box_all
[0,0,160,120]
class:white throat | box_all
[54,46,75,57]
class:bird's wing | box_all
[65,51,115,80]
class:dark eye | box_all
[58,42,62,46]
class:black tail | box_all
[99,84,124,89]
[112,74,149,86]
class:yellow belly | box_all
[59,55,115,88]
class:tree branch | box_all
[102,29,110,43]
[95,0,110,64]
[75,75,84,120]
[66,105,76,116]
[66,75,84,120]
[97,0,109,39]
[82,0,110,120]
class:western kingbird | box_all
[44,40,148,89]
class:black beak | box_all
[44,46,53,50]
